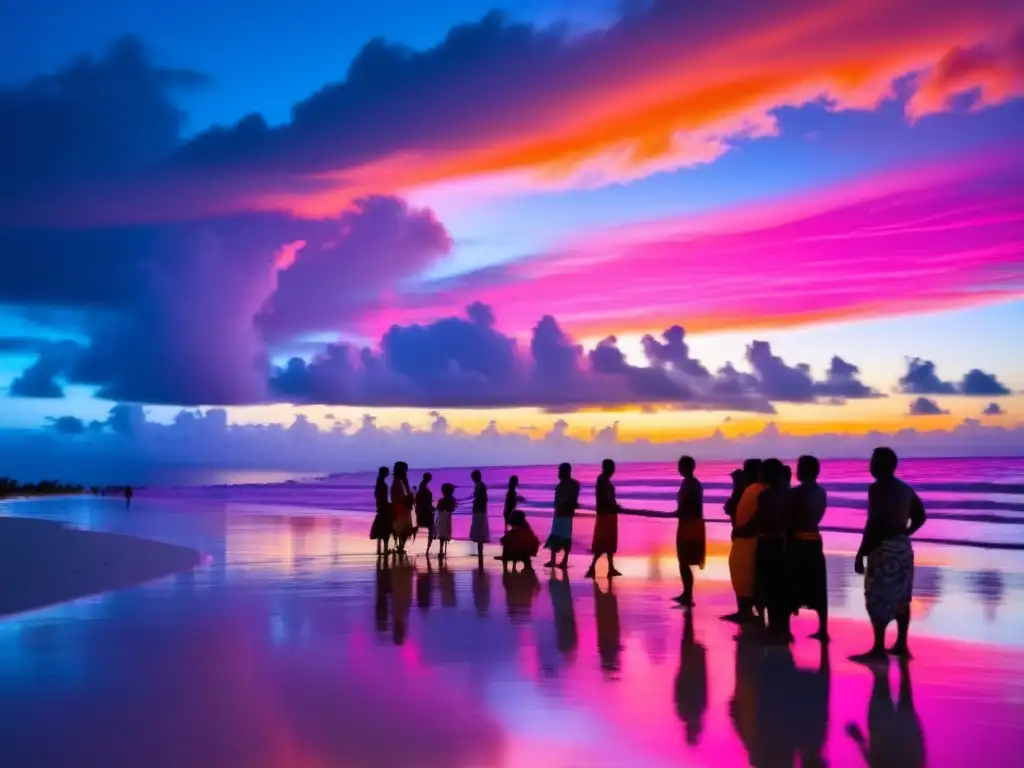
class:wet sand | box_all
[1,497,1022,766]
[0,516,202,617]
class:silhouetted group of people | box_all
[370,445,929,659]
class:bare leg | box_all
[607,554,622,577]
[811,606,830,641]
[558,551,569,569]
[888,609,912,657]
[585,554,600,578]
[850,619,889,664]
[674,564,694,605]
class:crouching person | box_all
[499,511,540,572]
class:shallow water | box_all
[1,496,1023,767]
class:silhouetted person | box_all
[674,455,705,607]
[124,485,133,508]
[852,447,927,663]
[724,468,745,524]
[544,463,580,569]
[752,458,793,642]
[503,475,524,532]
[594,579,622,678]
[414,472,435,553]
[469,469,490,564]
[370,466,392,555]
[847,657,925,767]
[498,510,540,571]
[391,461,414,555]
[435,482,456,557]
[673,607,708,746]
[791,454,830,640]
[586,458,622,578]
[472,561,492,618]
[502,565,540,625]
[723,458,765,624]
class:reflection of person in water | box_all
[795,642,831,768]
[472,562,492,617]
[549,571,578,663]
[438,557,457,607]
[594,580,622,678]
[390,558,414,645]
[502,566,540,625]
[847,658,925,767]
[673,608,708,746]
[374,558,391,636]
[416,556,434,612]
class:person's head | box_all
[796,455,820,484]
[558,462,572,480]
[441,482,455,497]
[742,458,762,484]
[509,510,527,528]
[508,475,519,489]
[421,472,432,486]
[870,447,898,480]
[377,466,389,480]
[730,468,745,489]
[393,461,408,478]
[678,455,696,478]
[781,464,792,487]
[761,458,785,487]
[471,469,482,483]
[601,458,616,477]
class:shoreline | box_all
[0,516,202,618]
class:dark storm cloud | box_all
[898,357,1011,397]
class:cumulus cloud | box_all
[3,404,1021,485]
[983,402,1006,416]
[907,396,950,416]
[898,357,1012,397]
[8,340,81,398]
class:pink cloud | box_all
[357,150,1024,338]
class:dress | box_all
[676,476,706,569]
[469,480,491,544]
[545,478,580,552]
[591,474,619,555]
[392,478,414,538]
[729,483,765,599]
[415,485,435,533]
[435,497,455,542]
[369,479,393,540]
[790,483,828,613]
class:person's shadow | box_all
[730,625,831,766]
[846,658,925,767]
[594,580,622,678]
[673,607,708,745]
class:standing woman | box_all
[851,447,927,663]
[790,455,829,640]
[544,463,580,570]
[675,455,706,607]
[504,475,524,532]
[469,469,490,563]
[391,461,414,555]
[415,472,436,553]
[751,459,793,642]
[722,460,766,624]
[369,466,392,556]
[586,459,622,578]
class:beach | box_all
[1,492,1023,766]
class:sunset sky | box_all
[0,0,1022,473]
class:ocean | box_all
[149,456,1024,550]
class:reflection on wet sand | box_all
[1,501,1023,767]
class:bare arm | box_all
[907,491,926,537]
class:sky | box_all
[1,0,1022,480]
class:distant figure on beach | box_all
[674,455,706,607]
[499,510,540,571]
[415,472,435,552]
[435,483,456,557]
[503,475,524,532]
[544,463,580,570]
[391,461,414,555]
[851,447,927,663]
[469,469,490,563]
[791,455,830,640]
[370,466,392,555]
[752,458,794,642]
[124,485,133,508]
[722,459,766,624]
[586,458,622,578]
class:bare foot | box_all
[887,644,913,659]
[584,567,596,579]
[672,594,693,606]
[720,612,743,623]
[608,568,623,577]
[849,649,889,666]
[542,560,556,568]
[809,630,831,643]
